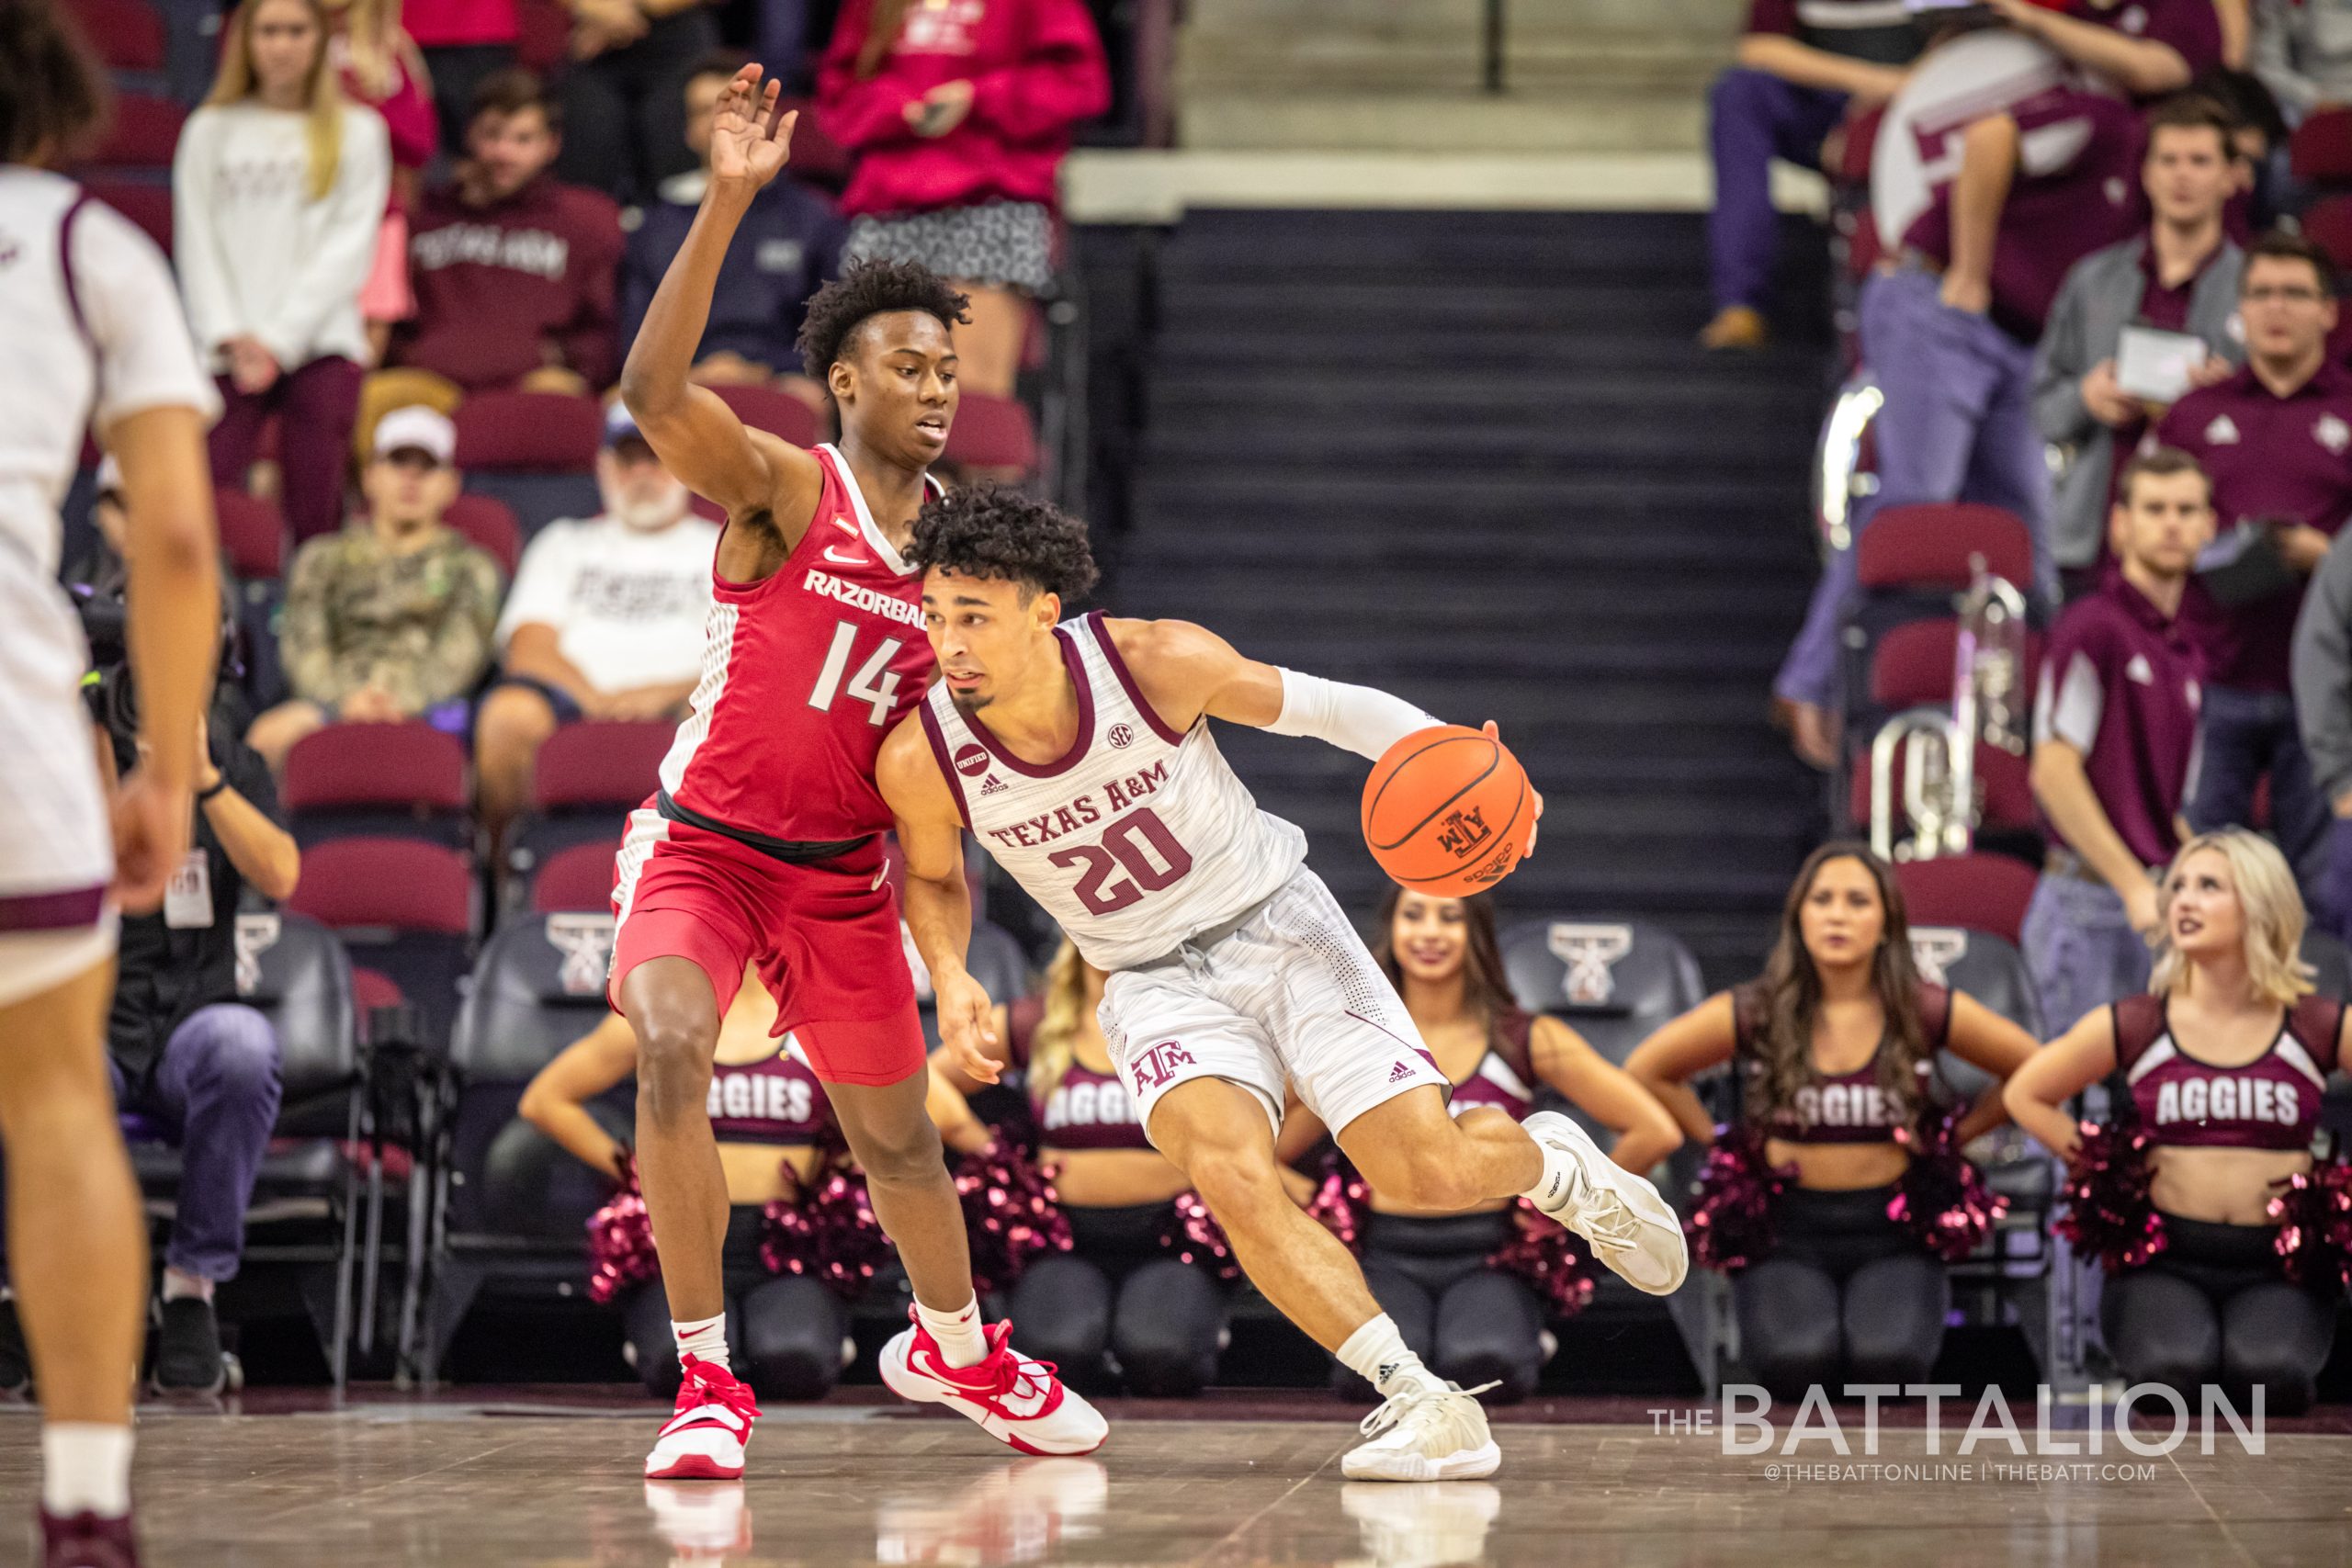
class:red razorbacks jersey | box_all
[655,444,938,843]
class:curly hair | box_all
[907,484,1099,605]
[796,259,970,381]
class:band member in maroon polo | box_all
[2023,447,2215,1037]
[2152,231,2352,885]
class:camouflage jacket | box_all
[282,523,504,713]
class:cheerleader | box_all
[1626,844,2037,1401]
[1295,887,1683,1404]
[520,963,988,1399]
[2007,829,2347,1414]
[940,941,1249,1395]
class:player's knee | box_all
[848,1112,944,1190]
[635,1017,718,1122]
[1189,1141,1284,1222]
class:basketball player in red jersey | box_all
[615,64,1105,1479]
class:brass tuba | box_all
[1869,553,2030,862]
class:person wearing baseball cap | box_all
[243,404,505,772]
[476,398,718,853]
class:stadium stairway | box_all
[1104,209,1831,985]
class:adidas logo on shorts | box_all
[1387,1062,1414,1084]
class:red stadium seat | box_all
[89,94,185,170]
[529,840,619,913]
[283,723,469,817]
[1834,104,1883,187]
[352,966,407,1018]
[2305,195,2352,274]
[452,391,603,472]
[531,721,673,810]
[1894,853,2040,948]
[68,0,166,70]
[290,839,473,935]
[445,492,522,578]
[1849,742,2036,835]
[214,488,287,581]
[513,0,570,73]
[85,178,171,254]
[708,382,821,447]
[1868,619,2044,713]
[944,392,1038,475]
[2294,107,2352,186]
[1855,503,2035,593]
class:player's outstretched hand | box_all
[935,966,1003,1085]
[708,63,797,192]
[1480,720,1542,859]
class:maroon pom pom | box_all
[2269,1156,2352,1289]
[1486,1198,1596,1318]
[1686,1123,1791,1272]
[953,1143,1072,1296]
[2054,1119,2168,1273]
[762,1159,892,1302]
[1886,1113,2008,1263]
[1305,1153,1369,1255]
[1159,1190,1243,1280]
[586,1151,660,1305]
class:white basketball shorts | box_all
[1097,865,1448,1146]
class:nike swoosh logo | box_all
[823,546,866,567]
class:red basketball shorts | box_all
[608,805,923,1087]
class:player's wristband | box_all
[1264,668,1440,762]
[196,775,231,803]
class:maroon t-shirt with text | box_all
[2154,362,2352,691]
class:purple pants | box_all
[1708,68,1848,314]
[0,1003,283,1284]
[209,355,364,546]
[1776,266,2057,708]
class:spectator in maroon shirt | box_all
[1700,0,1920,351]
[1987,0,2233,100]
[358,69,624,449]
[2153,231,2352,882]
[2023,447,2214,1037]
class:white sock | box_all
[162,1269,213,1304]
[913,1296,988,1370]
[1521,1131,1584,1213]
[672,1314,729,1375]
[41,1424,133,1518]
[1337,1314,1446,1399]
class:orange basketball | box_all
[1360,725,1531,897]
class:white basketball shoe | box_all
[878,1310,1108,1456]
[1341,1381,1503,1482]
[1521,1110,1689,1294]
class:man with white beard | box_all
[476,401,724,847]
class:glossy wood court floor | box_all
[8,1389,2352,1566]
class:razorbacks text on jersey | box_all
[655,443,942,845]
[918,612,1307,970]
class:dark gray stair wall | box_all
[1069,209,1833,987]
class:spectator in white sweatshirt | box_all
[175,0,390,545]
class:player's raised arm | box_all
[618,62,821,529]
[1104,617,1543,852]
[876,717,1001,1083]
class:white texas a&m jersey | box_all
[918,612,1306,971]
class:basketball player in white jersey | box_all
[876,488,1690,1481]
[1,3,228,1561]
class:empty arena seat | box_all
[282,722,469,846]
[1496,918,1706,1066]
[1854,503,2035,593]
[708,381,821,447]
[1893,852,2040,948]
[85,177,172,254]
[1868,620,2044,714]
[88,92,183,169]
[125,913,367,1385]
[944,392,1039,476]
[2294,106,2352,186]
[526,838,619,914]
[503,722,668,901]
[69,0,167,70]
[444,492,522,579]
[452,392,603,536]
[214,487,288,581]
[287,837,475,1046]
[412,911,627,1380]
[2306,195,2352,274]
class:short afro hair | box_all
[796,259,969,381]
[908,485,1100,605]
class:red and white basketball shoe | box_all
[644,1356,762,1480]
[878,1313,1108,1456]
